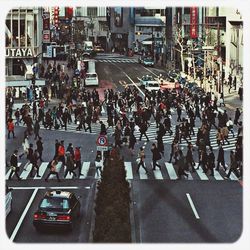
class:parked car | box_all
[33,190,81,231]
[6,185,13,217]
[139,75,158,88]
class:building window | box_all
[114,7,123,27]
[99,21,108,31]
[87,7,97,17]
[184,8,190,14]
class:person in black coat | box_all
[36,137,44,161]
[128,132,136,155]
[29,150,40,177]
[151,143,162,170]
[8,150,22,180]
[139,121,149,141]
[186,143,195,172]
[207,146,215,176]
[216,144,226,171]
[177,150,188,179]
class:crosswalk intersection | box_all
[6,160,240,182]
[96,58,138,63]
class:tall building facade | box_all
[5,7,43,84]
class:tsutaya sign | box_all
[6,48,33,58]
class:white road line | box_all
[186,193,200,219]
[9,186,79,190]
[124,162,133,180]
[143,66,158,77]
[213,169,224,180]
[80,162,90,179]
[151,163,163,180]
[10,188,39,241]
[226,169,239,181]
[186,171,194,180]
[34,162,48,180]
[195,163,209,180]
[165,162,178,180]
[20,164,32,179]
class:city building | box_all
[74,7,109,50]
[5,7,44,90]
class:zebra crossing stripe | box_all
[124,162,133,180]
[165,162,178,180]
[80,162,90,179]
[186,171,194,180]
[20,164,32,179]
[151,163,163,180]
[49,162,62,179]
[5,163,22,180]
[34,162,48,180]
[194,163,209,180]
[138,163,148,179]
[65,171,75,179]
[225,169,239,181]
[213,169,224,180]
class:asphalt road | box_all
[5,55,243,243]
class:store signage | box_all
[43,30,51,43]
[6,48,33,58]
[190,7,198,39]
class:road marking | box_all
[194,163,209,180]
[10,188,39,241]
[186,193,200,219]
[143,66,158,77]
[226,169,239,181]
[165,162,178,180]
[213,169,224,180]
[151,163,163,179]
[8,186,80,190]
[80,162,90,179]
[20,164,32,179]
[124,162,133,180]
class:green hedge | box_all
[93,148,131,242]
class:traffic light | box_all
[53,6,60,28]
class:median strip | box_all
[186,193,200,219]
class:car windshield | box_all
[40,197,69,210]
[86,74,97,78]
[144,57,153,62]
[148,83,159,87]
[142,75,153,81]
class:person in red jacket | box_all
[74,146,83,177]
[57,140,65,167]
[7,119,15,139]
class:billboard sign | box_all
[190,7,198,39]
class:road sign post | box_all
[96,135,109,161]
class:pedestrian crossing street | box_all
[16,117,237,150]
[6,161,240,182]
[96,58,138,63]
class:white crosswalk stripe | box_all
[5,161,240,181]
[124,162,133,180]
[151,163,164,180]
[96,58,137,63]
[165,162,178,180]
[80,162,91,179]
[5,163,21,179]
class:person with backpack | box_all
[7,118,15,139]
[64,152,77,178]
[151,143,162,171]
[136,147,148,173]
[57,140,65,167]
[45,159,61,182]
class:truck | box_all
[77,59,99,86]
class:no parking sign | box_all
[96,135,108,151]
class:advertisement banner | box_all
[190,7,198,39]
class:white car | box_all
[139,75,159,88]
[6,186,13,217]
[85,72,99,86]
[145,82,160,92]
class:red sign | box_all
[96,135,108,146]
[190,7,198,39]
